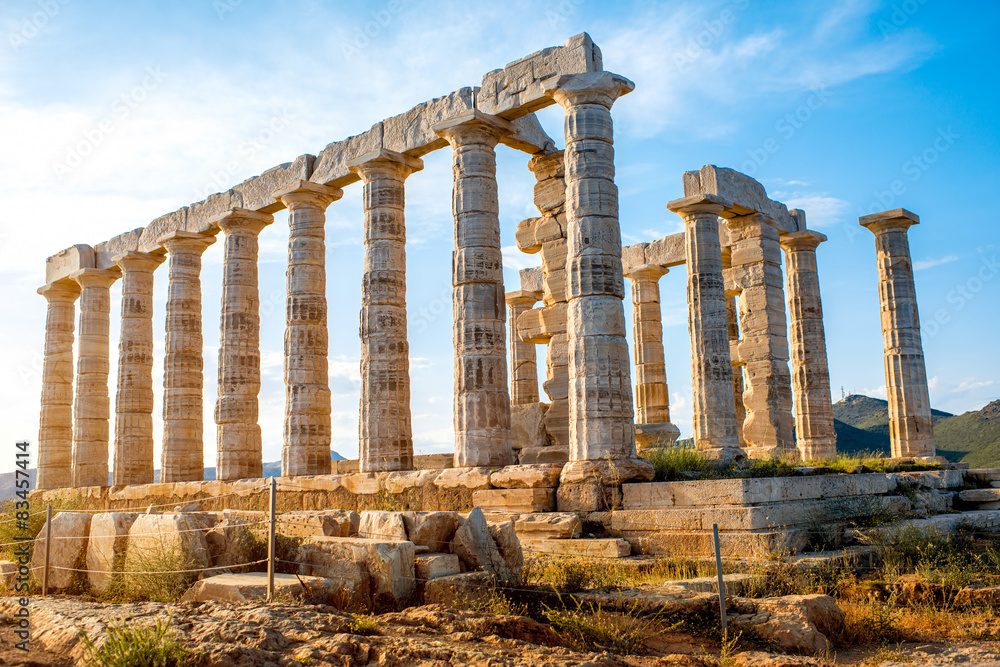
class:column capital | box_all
[625,263,668,282]
[347,149,423,179]
[667,194,733,217]
[210,207,274,236]
[113,250,166,273]
[272,179,344,210]
[38,279,81,301]
[433,110,514,148]
[505,289,543,308]
[69,267,120,289]
[543,71,635,109]
[159,230,217,254]
[780,230,828,252]
[859,208,919,234]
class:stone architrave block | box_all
[489,464,563,489]
[620,243,648,274]
[472,488,555,513]
[514,513,582,539]
[30,512,92,591]
[503,114,557,154]
[233,155,314,213]
[646,234,688,267]
[93,229,143,270]
[297,536,416,611]
[137,209,188,253]
[185,190,243,235]
[309,123,383,188]
[46,244,95,284]
[383,88,475,156]
[125,514,211,574]
[401,511,460,552]
[86,512,139,594]
[683,165,798,232]
[358,511,408,542]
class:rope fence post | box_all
[713,523,727,637]
[267,476,276,602]
[42,504,52,596]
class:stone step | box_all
[958,488,1000,508]
[514,512,582,539]
[520,537,630,558]
[471,488,555,513]
[623,529,806,558]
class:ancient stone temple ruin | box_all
[33,34,949,552]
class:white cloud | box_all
[954,378,995,393]
[778,194,851,228]
[913,255,959,271]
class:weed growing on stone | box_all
[541,595,677,655]
[80,616,194,666]
[347,613,381,636]
[522,555,724,592]
[0,497,80,561]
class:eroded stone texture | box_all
[274,181,344,477]
[160,231,216,483]
[506,290,542,405]
[545,71,637,464]
[348,150,423,473]
[213,209,274,481]
[36,280,81,490]
[781,230,836,460]
[71,268,121,488]
[667,196,742,460]
[435,111,515,468]
[112,251,165,486]
[721,246,747,448]
[727,214,794,459]
[860,209,935,458]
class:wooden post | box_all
[713,523,727,637]
[42,504,52,596]
[267,477,276,602]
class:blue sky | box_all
[1,0,997,474]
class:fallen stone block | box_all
[401,511,460,552]
[472,488,555,512]
[359,511,407,541]
[125,513,210,575]
[520,537,630,559]
[422,571,497,606]
[415,553,461,581]
[278,510,359,538]
[509,404,549,453]
[733,594,845,655]
[488,520,523,578]
[959,488,1000,508]
[30,511,92,591]
[86,512,139,594]
[298,536,415,611]
[514,513,582,539]
[452,507,513,582]
[489,464,563,489]
[180,572,336,604]
[0,561,16,589]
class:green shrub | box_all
[80,617,194,666]
[347,614,380,636]
[641,445,714,481]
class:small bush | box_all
[542,597,671,655]
[347,614,380,636]
[80,617,194,667]
[641,444,714,481]
[455,587,529,617]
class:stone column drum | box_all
[435,111,515,468]
[860,208,935,458]
[780,230,836,460]
[36,280,81,489]
[274,181,344,477]
[112,251,165,486]
[727,214,794,458]
[624,264,680,450]
[70,268,121,487]
[213,208,274,481]
[721,246,747,448]
[506,290,543,405]
[668,195,743,461]
[348,150,423,473]
[160,231,215,483]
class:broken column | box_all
[727,214,795,459]
[667,195,743,461]
[435,111,514,468]
[70,268,121,487]
[349,150,422,473]
[505,289,542,405]
[624,264,680,450]
[160,231,215,483]
[860,208,935,458]
[112,251,165,486]
[780,230,836,460]
[213,208,274,481]
[274,181,344,477]
[36,280,81,489]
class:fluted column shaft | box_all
[781,231,836,459]
[160,232,215,483]
[668,196,742,458]
[547,72,637,462]
[722,247,747,448]
[506,292,542,405]
[275,182,343,477]
[860,209,934,458]
[436,112,515,467]
[70,268,120,487]
[626,264,671,425]
[214,208,273,481]
[36,281,81,489]
[349,150,423,473]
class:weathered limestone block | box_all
[292,545,371,609]
[46,244,94,284]
[358,511,408,542]
[309,123,383,188]
[683,165,798,233]
[472,488,555,513]
[213,208,273,481]
[646,233,688,268]
[415,553,461,581]
[349,150,423,473]
[860,209,935,458]
[514,513,582,539]
[36,280,81,489]
[487,519,523,576]
[233,155,314,213]
[137,209,187,254]
[384,88,475,156]
[159,231,215,483]
[383,469,443,494]
[520,537,630,559]
[112,251,165,486]
[125,514,210,573]
[503,114,557,154]
[451,507,512,581]
[736,595,844,655]
[435,467,493,491]
[86,512,138,594]
[0,561,15,589]
[298,536,416,611]
[185,190,244,236]
[93,229,143,270]
[401,511,460,551]
[278,510,359,538]
[506,290,543,406]
[422,571,496,606]
[510,402,548,453]
[181,572,336,604]
[70,268,121,488]
[557,458,653,512]
[489,464,563,489]
[31,512,92,591]
[959,488,1000,508]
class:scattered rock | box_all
[181,572,337,603]
[451,507,513,582]
[734,594,844,655]
[358,510,407,541]
[86,512,138,594]
[514,512,582,539]
[30,511,91,591]
[401,511,460,551]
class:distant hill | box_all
[833,394,953,456]
[933,399,1000,468]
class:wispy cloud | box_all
[913,255,959,271]
[954,377,995,393]
[779,193,851,228]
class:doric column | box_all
[70,268,121,487]
[160,231,215,483]
[213,208,273,481]
[36,280,81,489]
[348,150,423,473]
[727,214,794,459]
[435,111,515,468]
[780,230,836,460]
[544,71,640,466]
[505,290,543,405]
[625,264,680,451]
[667,195,743,461]
[112,251,165,486]
[273,181,344,477]
[860,208,935,458]
[721,246,747,448]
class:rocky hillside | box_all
[933,399,1000,468]
[832,394,953,456]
